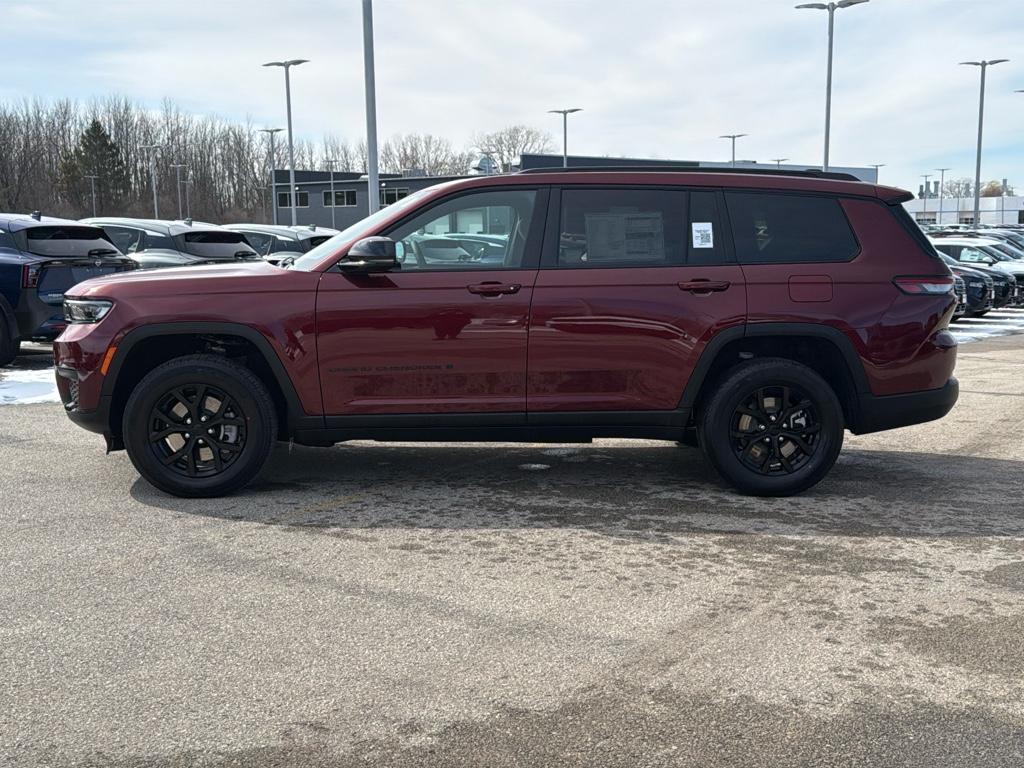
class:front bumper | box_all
[851,377,959,435]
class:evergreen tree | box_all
[60,119,129,216]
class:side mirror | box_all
[340,236,398,272]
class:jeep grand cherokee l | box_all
[54,168,959,498]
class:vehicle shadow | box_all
[130,442,1024,540]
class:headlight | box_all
[64,299,113,324]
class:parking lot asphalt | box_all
[2,337,1024,767]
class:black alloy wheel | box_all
[731,385,820,476]
[123,354,277,497]
[148,384,247,478]
[698,358,844,497]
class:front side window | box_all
[241,231,275,256]
[140,230,176,251]
[102,225,143,254]
[726,192,858,264]
[385,189,537,271]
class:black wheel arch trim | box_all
[677,322,871,413]
[101,322,316,433]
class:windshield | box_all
[289,188,432,271]
[991,242,1024,260]
[182,231,259,260]
[17,226,122,257]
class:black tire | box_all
[122,354,277,498]
[970,309,989,318]
[698,358,844,497]
[0,316,19,367]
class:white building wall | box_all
[903,196,1024,226]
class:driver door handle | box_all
[467,282,521,297]
[678,279,731,294]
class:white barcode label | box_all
[692,222,714,249]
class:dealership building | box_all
[269,154,879,230]
[902,195,1024,227]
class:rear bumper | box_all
[851,377,959,435]
[15,291,65,340]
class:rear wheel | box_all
[698,358,844,496]
[122,354,277,497]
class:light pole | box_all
[796,0,870,172]
[719,134,748,166]
[869,163,885,182]
[362,0,380,215]
[771,158,789,168]
[325,159,337,229]
[548,108,583,168]
[141,143,161,218]
[263,58,309,225]
[961,59,1009,225]
[259,127,284,225]
[84,174,99,217]
[921,173,932,218]
[184,168,192,220]
[170,163,186,219]
[935,167,950,226]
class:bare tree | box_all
[470,125,553,172]
[942,178,974,199]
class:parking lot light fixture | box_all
[259,128,284,225]
[325,159,337,229]
[84,174,99,217]
[548,108,582,168]
[719,134,748,167]
[263,59,309,226]
[796,0,871,172]
[170,163,187,220]
[140,144,161,218]
[935,167,950,225]
[921,173,932,217]
[771,158,789,168]
[961,59,1009,225]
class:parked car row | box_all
[0,213,339,365]
[927,228,1024,316]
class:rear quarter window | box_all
[725,192,859,265]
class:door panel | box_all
[528,266,746,411]
[316,270,536,414]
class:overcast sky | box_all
[6,0,1023,193]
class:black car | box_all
[939,254,994,317]
[81,217,260,269]
[0,213,135,364]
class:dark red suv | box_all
[54,168,958,498]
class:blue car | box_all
[0,213,135,365]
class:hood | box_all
[65,260,302,299]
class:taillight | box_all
[893,276,955,295]
[22,264,41,288]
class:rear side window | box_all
[0,230,17,251]
[558,189,686,268]
[688,190,728,265]
[725,192,858,264]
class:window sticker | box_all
[692,221,714,249]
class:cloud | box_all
[7,0,1024,192]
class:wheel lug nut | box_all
[201,416,207,422]
[185,433,190,439]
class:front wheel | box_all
[122,354,277,497]
[698,358,844,497]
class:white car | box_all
[928,236,1024,279]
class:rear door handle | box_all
[467,282,521,297]
[678,279,731,294]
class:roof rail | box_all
[517,165,862,182]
